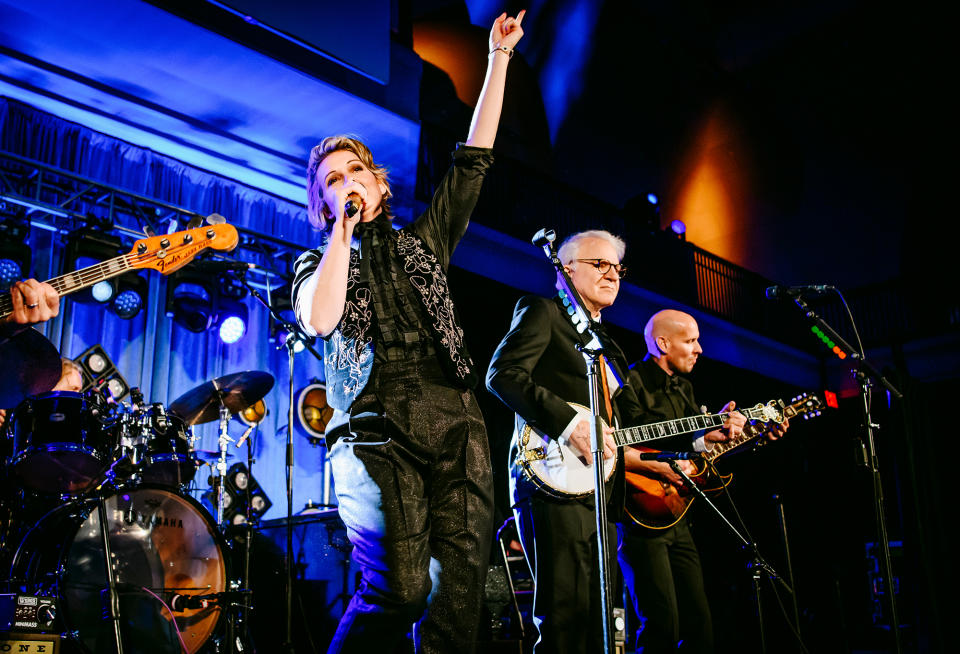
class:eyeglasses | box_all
[574,259,627,279]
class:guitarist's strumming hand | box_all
[566,419,616,464]
[624,449,695,488]
[704,400,746,446]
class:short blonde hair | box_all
[306,135,392,231]
[557,229,626,265]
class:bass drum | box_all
[11,485,228,654]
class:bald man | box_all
[619,309,746,654]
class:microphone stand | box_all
[532,228,616,653]
[665,458,794,654]
[788,294,903,654]
[239,272,323,653]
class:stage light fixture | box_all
[217,299,248,344]
[296,381,335,444]
[63,228,123,305]
[202,462,272,525]
[166,266,218,333]
[669,219,687,240]
[239,399,267,427]
[646,193,659,205]
[0,213,32,291]
[74,344,131,400]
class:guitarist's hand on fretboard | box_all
[704,400,746,446]
[2,279,60,327]
[764,417,790,442]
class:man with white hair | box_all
[486,229,646,653]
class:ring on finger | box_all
[26,302,39,308]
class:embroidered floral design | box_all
[331,248,373,397]
[396,231,473,378]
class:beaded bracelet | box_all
[490,45,514,59]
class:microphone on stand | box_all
[531,228,556,248]
[638,451,701,461]
[195,260,255,274]
[764,284,834,300]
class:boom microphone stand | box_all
[239,272,323,652]
[532,228,616,653]
[647,454,797,654]
[786,292,903,654]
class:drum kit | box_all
[1,327,275,653]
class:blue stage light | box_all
[647,193,659,205]
[219,315,247,344]
[0,258,21,290]
[91,280,116,303]
[112,288,143,319]
[670,219,687,237]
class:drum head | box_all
[17,486,227,654]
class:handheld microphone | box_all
[344,194,362,218]
[638,451,701,461]
[764,284,834,300]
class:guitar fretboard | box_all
[0,254,136,319]
[612,405,772,449]
[612,413,726,447]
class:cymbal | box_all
[169,371,274,425]
[194,450,235,463]
[0,327,61,407]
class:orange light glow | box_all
[670,106,752,267]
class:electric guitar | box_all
[624,393,825,529]
[0,223,239,320]
[513,399,785,499]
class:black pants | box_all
[514,494,618,654]
[326,358,494,653]
[618,519,713,653]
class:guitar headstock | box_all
[744,400,785,425]
[127,224,239,276]
[783,392,825,421]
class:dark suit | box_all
[486,294,645,653]
[620,356,713,653]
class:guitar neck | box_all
[702,420,763,462]
[612,413,727,447]
[0,254,134,320]
[612,405,768,449]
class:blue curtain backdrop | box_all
[1,97,330,519]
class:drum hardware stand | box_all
[214,400,235,526]
[95,489,125,654]
[238,272,322,653]
[533,228,616,653]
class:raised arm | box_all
[466,10,525,148]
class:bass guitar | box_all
[514,399,785,499]
[624,392,824,529]
[0,224,239,320]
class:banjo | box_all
[513,399,785,498]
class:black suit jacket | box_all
[486,295,647,510]
[628,355,704,452]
